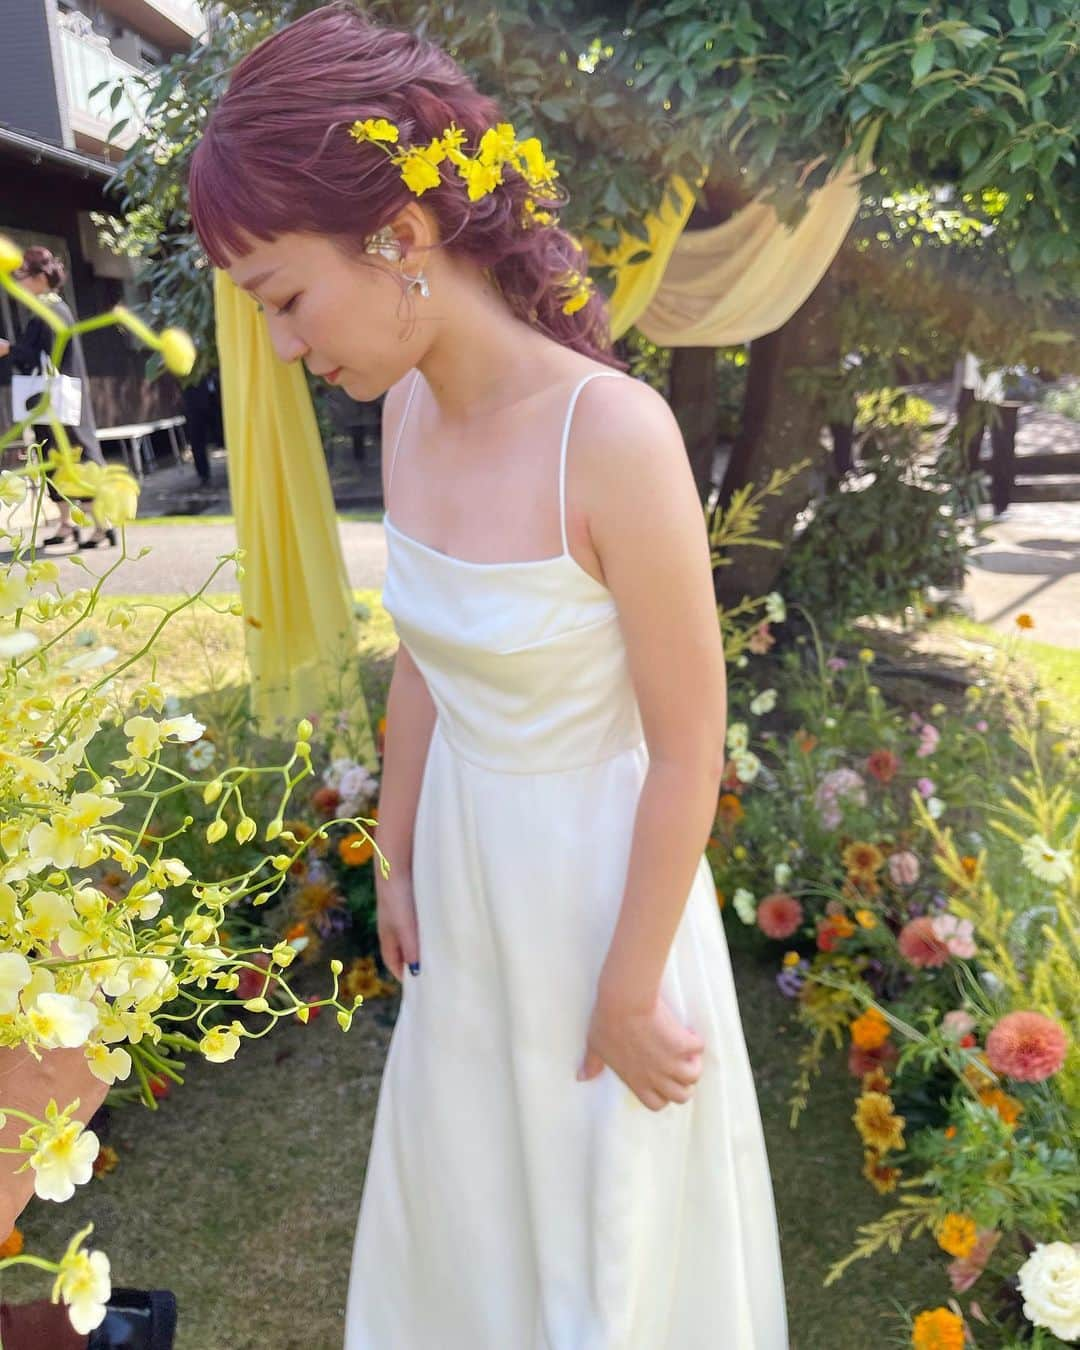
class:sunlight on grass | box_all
[933,615,1080,728]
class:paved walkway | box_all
[964,501,1080,648]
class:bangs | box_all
[187,134,294,268]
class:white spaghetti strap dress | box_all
[343,369,789,1349]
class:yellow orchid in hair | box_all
[349,118,399,144]
[478,123,517,166]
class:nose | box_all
[265,317,309,366]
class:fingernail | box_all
[408,962,420,976]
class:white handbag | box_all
[12,354,83,427]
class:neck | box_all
[415,262,569,424]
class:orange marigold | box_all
[1014,612,1034,630]
[851,1006,892,1051]
[339,831,375,866]
[843,841,885,878]
[977,1085,1023,1126]
[861,1067,892,1095]
[716,793,745,826]
[862,1150,902,1195]
[936,1212,978,1259]
[911,1306,965,1350]
[853,1091,906,1153]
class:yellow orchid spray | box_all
[0,239,377,1336]
[347,117,589,316]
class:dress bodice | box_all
[380,370,645,774]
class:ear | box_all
[388,201,439,266]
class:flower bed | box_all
[710,620,1079,1347]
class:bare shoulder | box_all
[569,373,697,531]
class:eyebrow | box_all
[237,268,279,292]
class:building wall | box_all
[0,0,69,147]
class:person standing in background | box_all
[0,245,115,548]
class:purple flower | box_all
[909,711,924,730]
[775,969,806,998]
[917,777,936,798]
[826,657,848,671]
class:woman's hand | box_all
[375,874,421,982]
[577,983,705,1111]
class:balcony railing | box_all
[59,23,152,153]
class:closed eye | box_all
[257,295,300,316]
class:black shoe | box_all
[85,1287,177,1349]
[78,528,118,549]
[42,527,78,546]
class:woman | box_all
[189,6,788,1345]
[2,245,115,547]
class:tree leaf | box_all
[911,42,935,82]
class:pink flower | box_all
[746,622,775,655]
[985,1010,1069,1082]
[948,1229,1001,1293]
[887,850,920,886]
[826,656,848,671]
[916,723,940,757]
[932,914,977,959]
[975,719,989,733]
[814,768,867,831]
[909,711,923,730]
[756,893,804,940]
[942,1010,976,1041]
[917,777,936,798]
[898,916,952,968]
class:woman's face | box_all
[226,227,430,402]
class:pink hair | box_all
[188,2,624,369]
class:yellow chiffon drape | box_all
[213,268,376,767]
[595,161,866,345]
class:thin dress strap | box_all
[385,369,423,509]
[558,371,629,556]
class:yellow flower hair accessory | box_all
[347,117,562,224]
[558,269,596,316]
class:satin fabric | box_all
[343,371,788,1347]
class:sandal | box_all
[42,526,77,546]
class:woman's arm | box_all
[372,380,437,977]
[376,640,437,889]
[578,377,728,1008]
[8,314,49,375]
